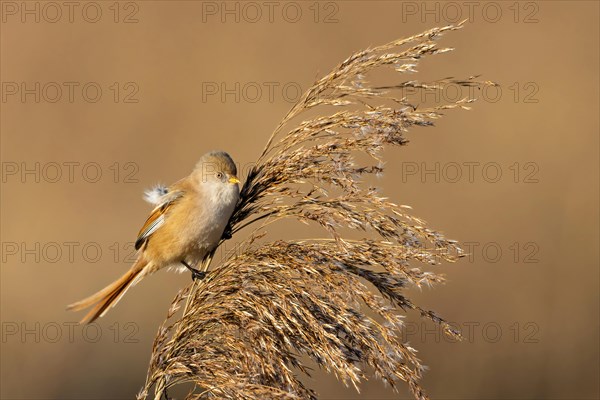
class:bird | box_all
[67,151,240,324]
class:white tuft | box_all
[166,263,189,274]
[144,184,169,205]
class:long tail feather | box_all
[67,259,147,324]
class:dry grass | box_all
[138,22,493,400]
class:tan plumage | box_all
[66,258,147,324]
[68,151,240,323]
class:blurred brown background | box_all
[1,1,598,399]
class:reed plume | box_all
[139,22,494,400]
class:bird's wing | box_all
[135,188,184,250]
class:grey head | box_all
[193,151,239,185]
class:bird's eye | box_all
[216,172,224,179]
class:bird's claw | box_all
[191,269,206,281]
[181,260,206,281]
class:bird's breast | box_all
[192,184,238,250]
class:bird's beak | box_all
[229,176,240,184]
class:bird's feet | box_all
[181,260,206,281]
[222,228,233,240]
[191,269,206,281]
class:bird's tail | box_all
[67,258,148,324]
